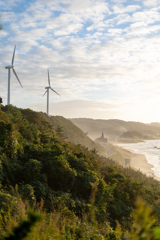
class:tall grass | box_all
[0,198,112,240]
[1,196,160,239]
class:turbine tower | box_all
[43,69,60,115]
[5,45,23,105]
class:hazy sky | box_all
[1,0,160,123]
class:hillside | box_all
[119,130,144,139]
[70,118,160,141]
[1,105,160,239]
[37,113,106,155]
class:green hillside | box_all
[1,105,160,239]
[38,113,106,155]
[70,118,160,140]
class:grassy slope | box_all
[109,144,133,166]
[71,118,160,140]
[38,113,106,155]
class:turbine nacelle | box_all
[5,65,14,69]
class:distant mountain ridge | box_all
[70,118,160,141]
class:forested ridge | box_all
[1,105,160,239]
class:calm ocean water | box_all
[118,140,160,178]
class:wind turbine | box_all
[43,69,60,115]
[5,45,23,105]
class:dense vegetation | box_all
[1,105,160,239]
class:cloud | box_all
[1,0,160,122]
[113,4,141,14]
[0,30,8,38]
[0,0,21,10]
[29,99,122,119]
[143,0,159,7]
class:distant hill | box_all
[70,118,160,141]
[38,113,106,155]
[119,130,144,140]
[149,122,160,127]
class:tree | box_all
[55,125,66,139]
[0,121,16,157]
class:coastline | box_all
[126,149,160,180]
[109,143,160,181]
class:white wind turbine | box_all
[5,45,23,105]
[43,69,60,115]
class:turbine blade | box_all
[12,45,16,65]
[51,87,60,97]
[12,68,23,88]
[48,69,50,86]
[42,89,48,97]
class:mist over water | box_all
[118,140,160,178]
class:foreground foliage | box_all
[1,105,160,239]
[1,197,160,239]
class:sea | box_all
[118,140,160,178]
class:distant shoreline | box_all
[109,141,160,181]
[114,138,160,144]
